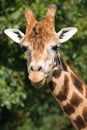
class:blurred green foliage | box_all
[0,0,87,130]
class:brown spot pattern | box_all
[52,69,62,78]
[82,106,87,122]
[70,92,83,107]
[56,92,66,101]
[63,103,75,115]
[71,73,83,94]
[74,116,86,129]
[56,75,69,101]
[48,81,56,92]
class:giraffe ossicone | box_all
[4,5,87,130]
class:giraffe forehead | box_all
[23,22,58,48]
[24,23,58,61]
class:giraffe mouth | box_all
[31,79,45,88]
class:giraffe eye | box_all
[52,46,58,51]
[22,46,28,52]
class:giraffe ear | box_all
[4,28,24,43]
[57,27,77,44]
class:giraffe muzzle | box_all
[28,71,46,88]
[31,79,45,88]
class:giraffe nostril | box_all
[30,66,43,71]
[30,66,34,71]
[38,66,43,71]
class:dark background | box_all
[0,0,87,130]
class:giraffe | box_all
[4,4,87,130]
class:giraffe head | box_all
[4,5,77,88]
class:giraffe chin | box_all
[31,79,45,89]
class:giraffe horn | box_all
[24,8,36,25]
[44,4,57,31]
[46,4,57,17]
[24,9,37,33]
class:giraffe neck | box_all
[46,57,87,130]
